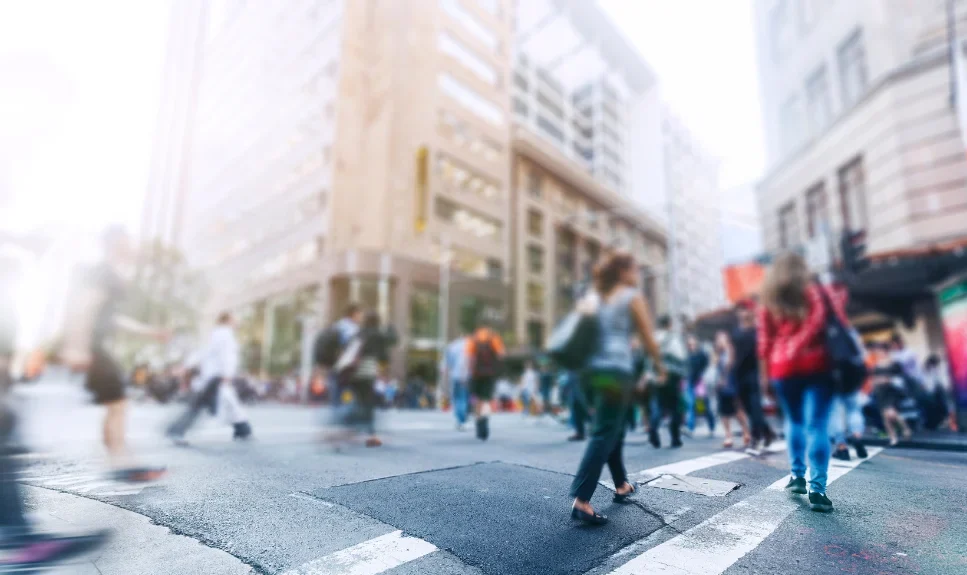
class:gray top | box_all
[587,286,637,375]
[90,264,125,352]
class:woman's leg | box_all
[829,395,848,451]
[775,381,807,480]
[803,381,834,494]
[103,399,129,466]
[683,383,696,432]
[722,416,734,447]
[570,374,626,508]
[735,407,752,446]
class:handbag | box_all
[816,283,867,395]
[546,293,600,371]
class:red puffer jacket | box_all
[756,283,848,381]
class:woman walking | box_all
[569,252,665,525]
[342,311,392,447]
[713,331,751,449]
[757,253,845,512]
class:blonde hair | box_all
[761,252,810,320]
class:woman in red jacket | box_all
[757,253,847,512]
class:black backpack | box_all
[472,338,500,379]
[313,325,343,369]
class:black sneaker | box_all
[849,437,868,459]
[475,417,489,441]
[0,530,111,570]
[670,437,683,448]
[648,429,661,449]
[832,447,851,461]
[785,476,807,494]
[808,491,833,512]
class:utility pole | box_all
[436,234,451,388]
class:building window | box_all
[513,98,527,117]
[805,182,829,239]
[409,287,440,339]
[526,320,545,348]
[537,115,564,144]
[527,245,544,274]
[838,156,867,231]
[438,32,498,86]
[778,201,800,249]
[435,197,501,240]
[780,95,804,154]
[527,209,543,237]
[527,282,545,313]
[769,0,791,61]
[528,170,542,198]
[438,74,504,126]
[436,155,501,201]
[806,65,832,136]
[838,29,868,108]
[440,0,499,52]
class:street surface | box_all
[9,379,967,575]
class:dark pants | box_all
[166,378,221,438]
[0,400,28,537]
[539,380,554,415]
[570,372,632,502]
[346,378,378,435]
[570,377,589,437]
[737,372,772,442]
[649,374,683,443]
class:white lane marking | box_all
[20,472,151,497]
[280,530,437,575]
[602,442,787,490]
[289,492,335,507]
[604,448,882,575]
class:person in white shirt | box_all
[520,362,539,417]
[166,312,252,442]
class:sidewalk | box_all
[21,486,254,574]
[862,429,967,452]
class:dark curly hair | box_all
[593,251,635,295]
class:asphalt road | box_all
[9,379,967,575]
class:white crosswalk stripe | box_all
[280,530,437,575]
[20,471,149,497]
[602,447,883,575]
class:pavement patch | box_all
[645,474,739,497]
[310,462,665,575]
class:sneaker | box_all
[670,437,683,448]
[110,466,167,483]
[831,447,851,461]
[808,491,833,512]
[0,530,111,570]
[849,437,868,459]
[566,434,586,442]
[475,417,489,441]
[364,437,383,448]
[785,476,807,494]
[648,429,661,449]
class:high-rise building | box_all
[719,183,764,265]
[150,0,670,375]
[753,0,967,351]
[141,0,208,250]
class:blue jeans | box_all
[683,381,715,432]
[451,379,469,425]
[775,374,835,494]
[829,391,864,446]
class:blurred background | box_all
[1,0,966,423]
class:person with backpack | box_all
[465,321,505,440]
[338,311,392,447]
[757,252,846,512]
[314,304,363,405]
[569,252,665,526]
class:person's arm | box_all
[629,293,665,380]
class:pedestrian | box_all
[921,354,952,430]
[731,302,776,452]
[167,312,252,443]
[61,227,167,482]
[465,321,505,440]
[440,330,471,430]
[537,358,555,418]
[344,311,392,448]
[757,252,843,512]
[313,303,363,406]
[520,361,539,417]
[562,370,588,441]
[684,335,714,436]
[570,251,665,526]
[714,331,751,449]
[648,315,686,449]
[0,257,111,570]
[872,360,913,446]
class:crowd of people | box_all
[0,224,963,568]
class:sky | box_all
[0,0,169,238]
[0,0,765,237]
[600,0,766,191]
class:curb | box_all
[861,436,967,453]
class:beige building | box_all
[753,0,967,351]
[153,0,668,376]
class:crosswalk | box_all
[276,445,881,575]
[20,470,155,497]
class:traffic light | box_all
[840,230,869,275]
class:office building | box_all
[753,0,967,352]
